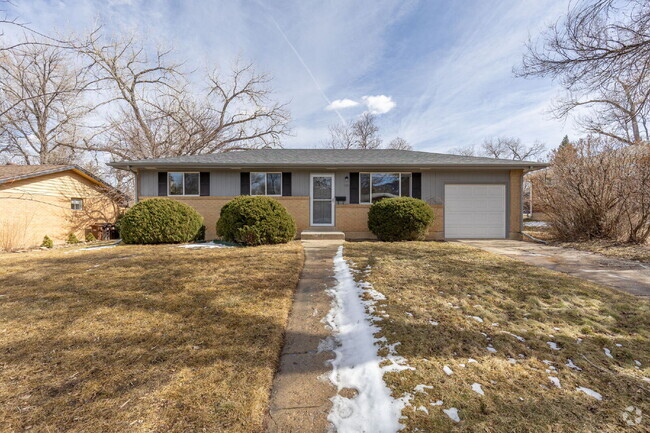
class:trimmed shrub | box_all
[41,235,54,248]
[66,233,80,244]
[194,225,206,242]
[367,197,434,241]
[216,196,296,246]
[85,232,97,242]
[120,198,204,244]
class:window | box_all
[168,172,200,196]
[71,198,83,211]
[250,172,282,196]
[359,173,411,203]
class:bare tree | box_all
[75,34,290,160]
[325,112,383,149]
[0,44,93,164]
[387,136,412,150]
[448,137,546,160]
[517,0,650,144]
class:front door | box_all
[310,174,335,226]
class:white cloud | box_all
[326,98,360,111]
[362,95,396,115]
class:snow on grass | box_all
[566,359,582,371]
[468,358,478,363]
[635,360,642,367]
[548,377,562,388]
[467,315,483,323]
[524,221,548,227]
[177,241,234,249]
[471,383,484,396]
[603,348,613,358]
[505,332,526,342]
[576,387,602,400]
[486,345,497,353]
[416,406,429,414]
[547,342,560,351]
[429,320,439,326]
[431,400,443,406]
[443,365,453,376]
[443,407,460,423]
[413,385,433,393]
[325,246,413,433]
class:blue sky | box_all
[6,0,578,152]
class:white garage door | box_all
[444,185,506,239]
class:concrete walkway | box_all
[265,240,342,433]
[458,240,650,297]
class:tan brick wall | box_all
[0,171,121,250]
[509,169,523,240]
[140,196,311,240]
[144,196,443,241]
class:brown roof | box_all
[0,164,72,183]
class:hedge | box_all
[367,197,434,241]
[216,196,296,246]
[119,198,204,244]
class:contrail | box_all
[267,13,346,124]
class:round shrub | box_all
[120,198,204,244]
[216,196,296,246]
[367,197,434,241]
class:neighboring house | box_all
[109,149,547,240]
[0,164,124,250]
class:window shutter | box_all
[240,172,250,195]
[349,172,359,204]
[412,172,422,199]
[282,172,292,196]
[158,172,167,196]
[200,172,210,196]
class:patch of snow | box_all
[429,320,439,326]
[548,377,561,388]
[491,323,499,327]
[471,383,484,396]
[443,407,460,423]
[413,384,433,393]
[325,246,413,433]
[431,400,443,406]
[506,332,526,342]
[603,348,613,358]
[416,406,429,414]
[443,365,453,376]
[576,387,602,400]
[547,342,560,351]
[486,345,497,353]
[467,315,483,323]
[524,221,548,227]
[576,338,583,344]
[467,358,478,363]
[177,241,232,249]
[508,358,517,364]
[566,359,582,371]
[615,343,622,347]
[405,312,413,317]
[634,360,642,367]
[459,363,466,368]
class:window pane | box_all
[71,198,83,210]
[184,173,199,195]
[360,173,370,203]
[313,176,332,199]
[313,200,332,224]
[371,173,399,202]
[250,172,266,195]
[267,173,282,195]
[168,173,183,195]
[401,173,411,197]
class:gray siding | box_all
[139,170,158,196]
[211,171,240,196]
[291,171,310,196]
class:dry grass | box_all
[556,240,650,264]
[345,241,649,432]
[0,241,303,433]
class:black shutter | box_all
[412,172,422,199]
[349,172,359,204]
[282,172,292,196]
[158,172,167,196]
[240,172,250,195]
[200,172,210,196]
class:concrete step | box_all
[300,230,346,240]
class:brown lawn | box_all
[345,241,649,432]
[0,241,303,433]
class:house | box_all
[0,164,124,250]
[108,149,547,240]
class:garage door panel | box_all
[445,185,506,239]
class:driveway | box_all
[457,240,650,297]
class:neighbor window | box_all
[251,172,282,196]
[168,172,200,196]
[360,173,411,203]
[70,198,83,211]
